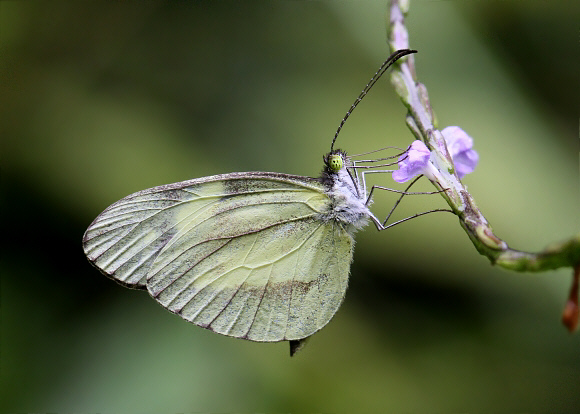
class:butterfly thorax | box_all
[319,150,371,234]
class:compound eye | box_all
[328,154,343,172]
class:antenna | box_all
[330,48,417,152]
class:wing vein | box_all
[154,238,233,301]
[244,264,275,339]
[148,214,318,282]
[283,222,326,339]
[209,265,257,334]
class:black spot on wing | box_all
[223,178,280,195]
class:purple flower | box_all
[392,140,431,183]
[441,126,479,178]
[392,127,478,183]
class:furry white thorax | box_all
[322,165,372,235]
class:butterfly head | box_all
[321,149,358,192]
[327,153,343,172]
[323,149,349,175]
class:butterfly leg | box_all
[365,175,452,230]
[352,154,401,199]
[373,208,454,231]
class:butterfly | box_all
[82,49,416,355]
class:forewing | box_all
[82,172,327,288]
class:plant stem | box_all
[386,0,579,330]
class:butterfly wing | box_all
[83,172,354,341]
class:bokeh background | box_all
[1,0,579,412]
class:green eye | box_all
[328,154,343,172]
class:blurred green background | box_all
[1,0,579,412]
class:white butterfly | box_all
[83,49,416,355]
